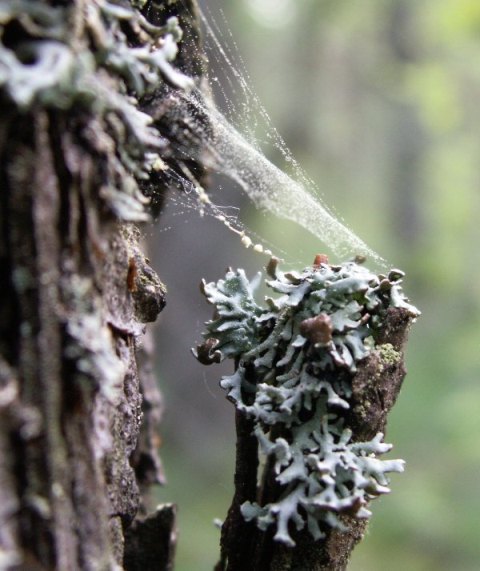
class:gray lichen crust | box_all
[196,257,420,547]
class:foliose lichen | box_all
[0,0,193,221]
[195,257,420,546]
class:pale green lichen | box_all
[0,0,193,222]
[196,258,420,546]
[0,1,192,107]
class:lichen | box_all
[0,1,192,107]
[0,0,193,222]
[195,257,420,546]
[63,275,126,406]
[378,343,401,366]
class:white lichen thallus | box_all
[195,257,419,545]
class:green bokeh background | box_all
[153,1,480,569]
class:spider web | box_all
[160,3,386,268]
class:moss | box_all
[353,403,369,420]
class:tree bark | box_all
[0,1,205,569]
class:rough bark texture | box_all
[216,409,259,571]
[0,111,166,569]
[0,1,205,569]
[218,308,415,571]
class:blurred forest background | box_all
[151,0,480,569]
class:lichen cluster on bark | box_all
[196,258,419,571]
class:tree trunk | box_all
[0,1,204,569]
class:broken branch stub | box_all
[195,256,419,570]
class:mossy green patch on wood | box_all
[378,342,402,366]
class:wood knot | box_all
[128,255,166,323]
